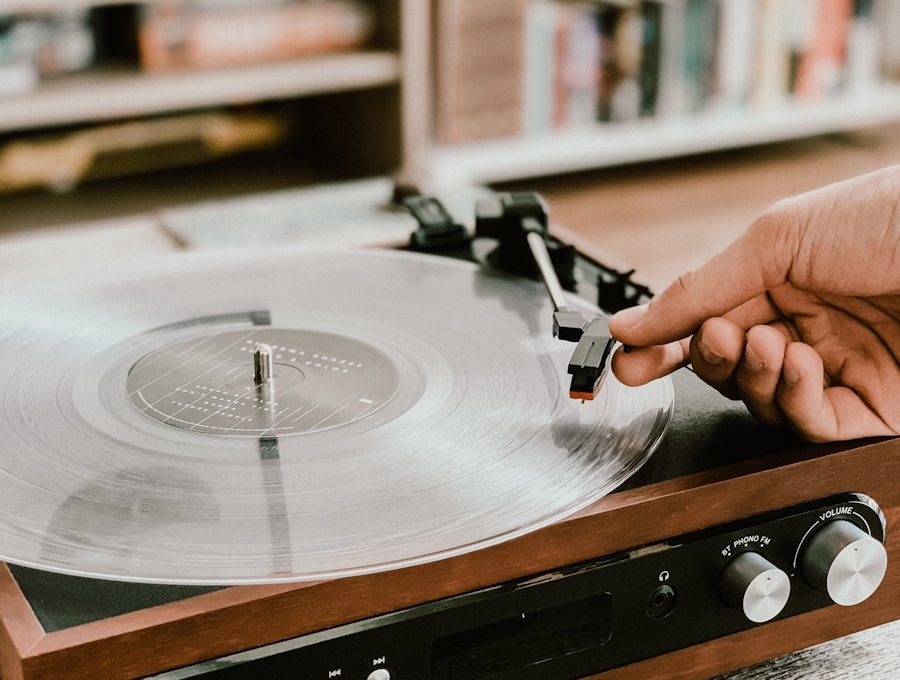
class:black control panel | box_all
[149,493,887,680]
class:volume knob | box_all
[720,552,791,623]
[801,519,887,606]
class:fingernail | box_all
[611,304,648,329]
[698,332,724,365]
[783,360,801,385]
[745,345,766,372]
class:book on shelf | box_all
[0,111,287,193]
[137,0,375,72]
[0,10,94,96]
[714,0,755,110]
[557,3,602,128]
[434,0,528,145]
[435,0,900,148]
[793,0,853,100]
[523,0,556,135]
[879,0,900,79]
[843,0,879,93]
[752,0,791,108]
[679,0,716,113]
[638,1,661,117]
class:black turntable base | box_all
[0,244,896,680]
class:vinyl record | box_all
[0,249,673,584]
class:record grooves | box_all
[0,250,673,585]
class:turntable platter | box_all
[0,250,672,584]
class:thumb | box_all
[609,216,795,346]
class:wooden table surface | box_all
[0,125,898,679]
[520,123,900,290]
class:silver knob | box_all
[720,551,791,623]
[801,519,887,606]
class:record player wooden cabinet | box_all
[0,369,896,680]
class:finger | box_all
[610,216,795,346]
[611,338,690,386]
[735,325,788,427]
[724,292,782,330]
[688,317,746,399]
[776,342,896,442]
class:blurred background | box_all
[0,0,899,287]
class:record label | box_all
[127,329,401,436]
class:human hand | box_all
[609,165,900,442]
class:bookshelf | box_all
[426,0,900,188]
[0,52,401,134]
[1,0,899,196]
[431,85,900,185]
[0,0,429,189]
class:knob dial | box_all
[801,519,887,606]
[720,551,791,623]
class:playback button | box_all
[367,670,391,680]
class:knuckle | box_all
[664,269,705,317]
[746,204,801,287]
[745,323,773,344]
[782,408,832,442]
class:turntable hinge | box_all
[403,196,472,252]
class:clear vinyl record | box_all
[0,249,672,584]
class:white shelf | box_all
[0,51,401,133]
[431,86,900,185]
[0,1,158,11]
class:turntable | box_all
[0,193,896,680]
